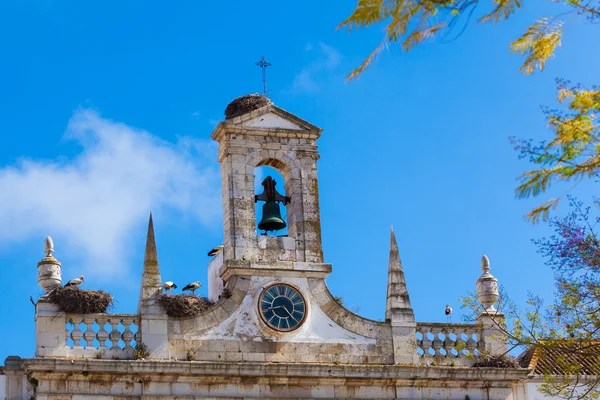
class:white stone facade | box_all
[0,95,530,399]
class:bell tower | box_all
[210,95,329,280]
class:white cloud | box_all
[319,42,342,69]
[291,69,319,93]
[291,42,343,94]
[0,109,221,280]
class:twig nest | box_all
[224,94,270,119]
[157,293,213,318]
[47,286,113,314]
[472,354,520,368]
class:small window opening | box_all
[255,166,288,236]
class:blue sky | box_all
[0,0,598,361]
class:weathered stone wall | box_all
[11,98,528,400]
[211,104,325,265]
[167,275,394,365]
[22,358,530,400]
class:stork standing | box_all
[445,304,453,322]
[65,275,84,287]
[163,281,177,293]
[182,281,202,295]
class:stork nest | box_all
[224,94,270,119]
[157,293,213,318]
[47,286,113,314]
[472,354,520,369]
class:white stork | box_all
[65,275,84,287]
[182,281,202,295]
[163,281,177,293]
[445,304,453,322]
[207,245,224,257]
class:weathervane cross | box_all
[255,56,272,97]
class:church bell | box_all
[258,201,286,232]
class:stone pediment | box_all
[223,104,322,134]
[240,111,304,130]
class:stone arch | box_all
[246,149,299,176]
[246,150,304,248]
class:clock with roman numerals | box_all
[258,283,307,332]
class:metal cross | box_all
[255,56,272,97]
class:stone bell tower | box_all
[210,94,328,279]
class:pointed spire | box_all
[386,227,415,323]
[138,213,163,314]
[144,213,158,270]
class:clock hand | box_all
[282,306,298,322]
[265,305,285,312]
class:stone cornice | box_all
[211,123,321,143]
[22,358,530,385]
[219,260,332,281]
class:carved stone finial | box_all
[476,254,498,312]
[44,236,54,257]
[38,236,61,295]
[481,255,490,274]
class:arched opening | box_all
[254,165,288,236]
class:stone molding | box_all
[220,260,332,280]
[308,278,391,340]
[22,358,530,383]
[173,276,250,334]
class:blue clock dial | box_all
[259,284,307,332]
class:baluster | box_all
[134,328,142,347]
[96,317,109,350]
[416,327,424,359]
[476,329,486,355]
[108,319,121,349]
[71,317,84,349]
[466,328,478,356]
[422,328,434,360]
[65,319,72,347]
[431,327,443,357]
[121,317,134,350]
[82,318,96,349]
[442,327,455,358]
[453,329,465,358]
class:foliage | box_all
[186,348,195,361]
[511,83,600,223]
[461,198,600,399]
[339,0,599,79]
[133,342,150,360]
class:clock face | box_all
[259,283,307,332]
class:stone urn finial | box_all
[476,254,498,312]
[44,236,54,257]
[38,236,62,295]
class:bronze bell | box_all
[258,201,286,232]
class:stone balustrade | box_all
[416,322,484,365]
[65,314,141,359]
